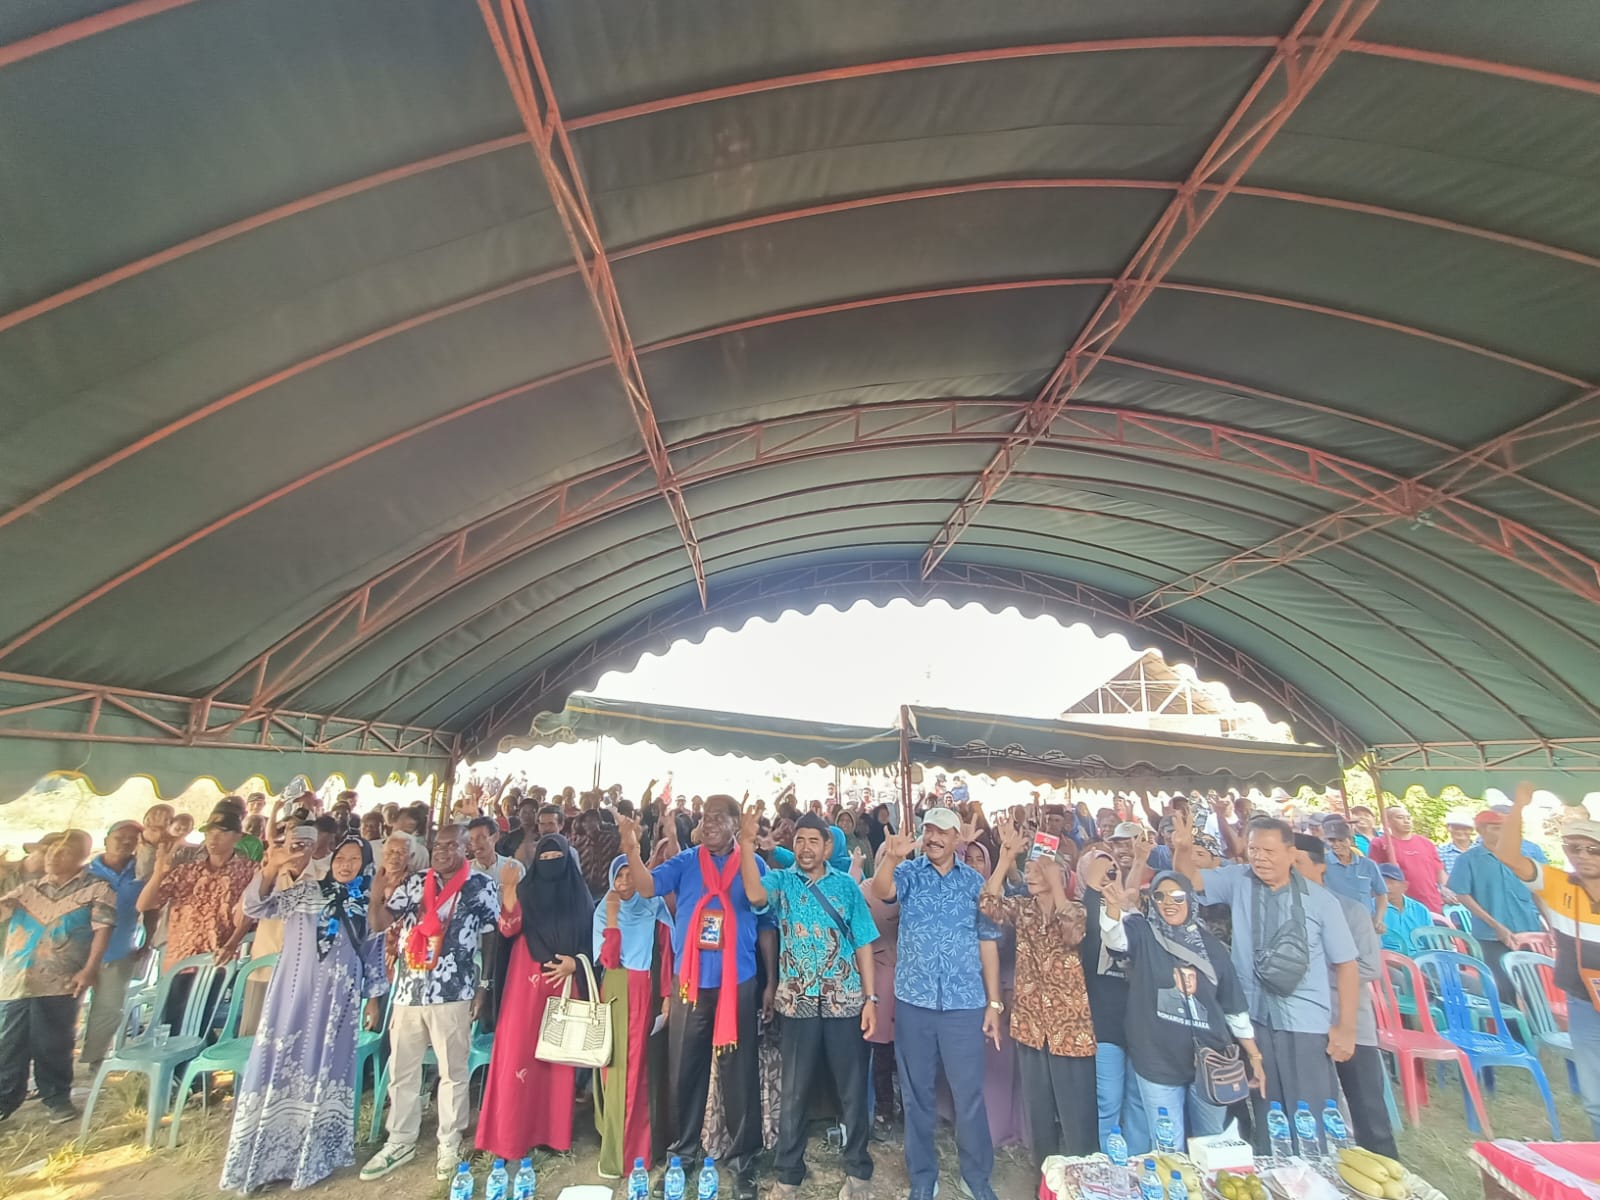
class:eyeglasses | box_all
[1562,840,1600,859]
[1153,889,1188,903]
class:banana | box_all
[1337,1161,1392,1199]
[1340,1146,1405,1183]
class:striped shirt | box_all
[1522,864,1600,1000]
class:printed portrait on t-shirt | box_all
[1155,964,1211,1029]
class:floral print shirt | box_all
[0,872,115,1000]
[979,892,1095,1056]
[386,869,498,1005]
[760,866,879,1018]
[153,854,256,961]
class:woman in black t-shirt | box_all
[1100,870,1264,1148]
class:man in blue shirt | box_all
[1322,818,1389,933]
[80,820,146,1074]
[1447,811,1546,998]
[741,811,878,1200]
[873,807,1004,1200]
[623,797,776,1200]
[1377,864,1433,954]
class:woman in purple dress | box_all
[220,835,387,1193]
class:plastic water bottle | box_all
[486,1159,509,1200]
[1153,1106,1177,1154]
[1265,1101,1294,1160]
[664,1155,686,1200]
[450,1162,475,1200]
[512,1157,536,1200]
[627,1159,649,1200]
[1106,1125,1129,1168]
[1322,1100,1352,1150]
[1293,1101,1321,1159]
[1168,1170,1191,1200]
[697,1157,719,1199]
[1138,1158,1164,1200]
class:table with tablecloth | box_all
[1472,1140,1600,1200]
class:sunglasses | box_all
[1562,840,1600,859]
[1153,889,1189,903]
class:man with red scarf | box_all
[363,823,500,1182]
[621,796,777,1200]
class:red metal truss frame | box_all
[919,0,1380,578]
[451,558,1362,760]
[1370,738,1600,777]
[0,670,453,760]
[193,395,1598,722]
[475,0,706,605]
[7,268,1598,668]
[1134,383,1600,617]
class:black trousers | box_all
[775,1013,872,1185]
[667,978,761,1176]
[871,1040,897,1116]
[1016,1044,1099,1166]
[0,995,79,1112]
[1336,1045,1399,1161]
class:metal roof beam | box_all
[1133,383,1600,617]
[1370,738,1600,776]
[475,0,706,607]
[918,0,1381,578]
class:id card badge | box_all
[697,909,724,950]
[1580,965,1600,1012]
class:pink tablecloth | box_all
[1472,1140,1600,1200]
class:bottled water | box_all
[1168,1170,1190,1200]
[1138,1158,1165,1200]
[1322,1100,1352,1150]
[1153,1107,1177,1154]
[486,1159,509,1200]
[1294,1101,1321,1159]
[627,1158,650,1200]
[512,1157,536,1200]
[1265,1101,1294,1160]
[697,1156,719,1199]
[1106,1125,1129,1168]
[450,1162,475,1200]
[664,1155,686,1200]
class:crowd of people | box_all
[0,773,1596,1199]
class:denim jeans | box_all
[1132,1071,1227,1149]
[1095,1042,1151,1155]
[1568,993,1600,1139]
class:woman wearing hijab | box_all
[836,811,874,878]
[594,855,673,1178]
[476,834,594,1160]
[1098,870,1264,1146]
[220,835,386,1193]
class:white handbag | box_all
[534,954,612,1069]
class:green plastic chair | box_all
[168,953,278,1146]
[1502,950,1579,1092]
[79,954,233,1148]
[1409,923,1483,959]
[354,984,397,1137]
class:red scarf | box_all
[678,845,742,1053]
[403,864,470,972]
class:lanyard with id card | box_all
[697,907,725,950]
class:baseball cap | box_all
[1110,822,1144,841]
[1322,817,1353,839]
[1473,811,1505,829]
[921,807,961,831]
[1377,863,1405,882]
[201,812,243,835]
[284,824,317,844]
[106,819,143,838]
[1444,808,1476,828]
[1563,819,1600,845]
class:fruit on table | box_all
[1338,1147,1405,1183]
[1155,1154,1201,1197]
[1212,1170,1266,1200]
[1335,1157,1404,1200]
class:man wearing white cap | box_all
[1492,784,1600,1137]
[873,807,1004,1200]
[1440,809,1478,877]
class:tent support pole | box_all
[898,705,913,832]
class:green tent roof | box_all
[2,1,1599,798]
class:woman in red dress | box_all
[475,834,593,1159]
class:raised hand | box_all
[998,822,1029,858]
[1079,851,1114,894]
[1512,781,1534,811]
[498,860,522,896]
[1169,807,1195,851]
[739,808,761,846]
[617,816,642,855]
[883,830,915,861]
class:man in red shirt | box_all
[1368,806,1449,913]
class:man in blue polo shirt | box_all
[873,807,1004,1200]
[1448,810,1545,998]
[80,820,147,1075]
[621,798,776,1200]
[1322,818,1389,933]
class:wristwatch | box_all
[864,994,879,1003]
[987,999,1005,1012]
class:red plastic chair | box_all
[1374,952,1494,1134]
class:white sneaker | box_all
[436,1146,462,1181]
[359,1141,416,1181]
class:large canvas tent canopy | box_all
[3,1,1599,801]
[501,695,1341,790]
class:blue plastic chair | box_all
[1408,926,1528,1044]
[1444,903,1475,934]
[1502,950,1580,1092]
[168,953,278,1146]
[1416,950,1561,1138]
[79,954,235,1147]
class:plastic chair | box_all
[109,948,164,1053]
[354,984,397,1136]
[1502,950,1579,1092]
[168,953,278,1146]
[1373,953,1493,1133]
[1410,923,1484,959]
[368,1018,495,1142]
[79,954,234,1147]
[1444,903,1475,934]
[1511,931,1556,957]
[1406,928,1528,1043]
[1381,948,1440,1029]
[1415,950,1561,1138]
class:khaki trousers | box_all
[386,999,472,1149]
